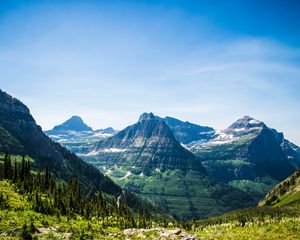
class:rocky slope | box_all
[85,112,254,219]
[156,115,215,144]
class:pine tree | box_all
[3,152,12,179]
[13,159,17,182]
[20,153,25,180]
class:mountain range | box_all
[45,117,117,155]
[0,89,156,215]
[3,86,295,220]
[47,113,300,206]
[80,113,254,219]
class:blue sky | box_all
[0,0,300,144]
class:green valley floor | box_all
[1,180,300,239]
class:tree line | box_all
[0,152,153,229]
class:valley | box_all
[1,1,300,239]
[0,89,299,239]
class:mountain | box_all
[45,113,215,156]
[45,118,117,155]
[84,112,254,219]
[259,167,300,207]
[0,89,122,195]
[157,116,215,144]
[0,89,158,215]
[189,116,300,201]
[52,115,93,132]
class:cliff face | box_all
[247,127,295,181]
[0,90,51,157]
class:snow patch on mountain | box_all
[120,171,132,179]
[249,119,262,125]
[101,148,128,153]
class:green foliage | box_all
[260,167,300,207]
[191,202,300,240]
[228,177,277,201]
[0,152,172,239]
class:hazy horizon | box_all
[1,0,300,145]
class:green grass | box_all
[260,168,300,207]
[0,180,135,239]
[0,180,27,209]
[0,209,126,239]
[274,191,300,207]
[229,177,277,200]
[195,217,300,240]
[193,201,300,240]
[1,180,300,239]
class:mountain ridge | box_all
[0,89,162,216]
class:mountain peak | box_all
[139,112,156,121]
[0,89,30,114]
[228,116,264,130]
[69,115,82,121]
[52,115,93,132]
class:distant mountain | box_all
[94,127,116,135]
[85,112,254,220]
[45,118,117,155]
[45,112,299,207]
[51,115,93,132]
[259,167,300,207]
[0,89,157,214]
[157,116,215,144]
[189,116,300,201]
[46,113,214,155]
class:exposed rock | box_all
[36,227,72,239]
[160,228,182,238]
[158,116,215,144]
[123,228,195,240]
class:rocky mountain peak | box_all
[95,112,195,160]
[52,115,93,132]
[228,116,265,131]
[139,112,156,121]
[0,89,30,114]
